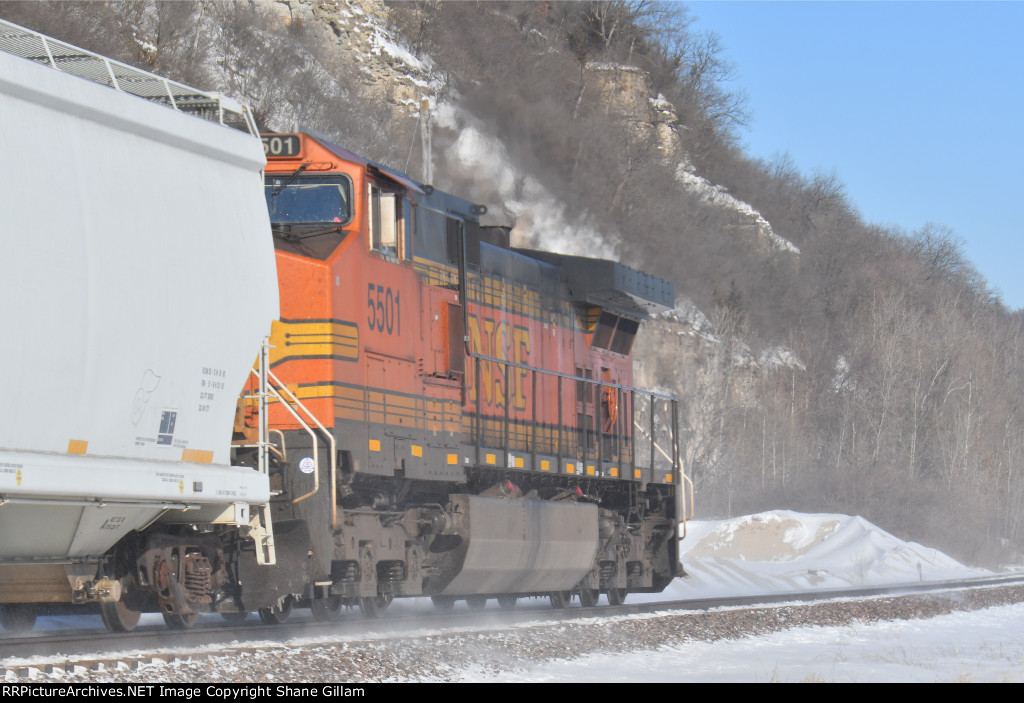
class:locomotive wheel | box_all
[220,611,250,624]
[259,598,293,625]
[578,589,600,608]
[310,596,344,622]
[162,611,199,629]
[496,595,517,610]
[100,600,142,632]
[359,594,393,619]
[0,604,36,633]
[465,596,487,611]
[431,596,455,612]
[548,591,571,609]
[606,588,628,606]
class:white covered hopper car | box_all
[0,19,279,631]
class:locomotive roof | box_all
[304,130,426,195]
[516,251,675,319]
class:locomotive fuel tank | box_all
[431,495,600,596]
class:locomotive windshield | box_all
[264,175,352,225]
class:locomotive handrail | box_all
[238,337,337,565]
[633,420,676,464]
[470,347,683,497]
[236,427,289,464]
[264,367,337,514]
[407,201,474,224]
[466,350,679,400]
[247,339,335,511]
[632,415,685,475]
[680,472,695,537]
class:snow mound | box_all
[661,510,990,599]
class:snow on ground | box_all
[664,510,990,600]
[459,604,1024,683]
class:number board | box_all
[262,134,302,159]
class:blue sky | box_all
[687,1,1024,310]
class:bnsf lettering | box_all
[466,314,531,410]
[367,283,401,335]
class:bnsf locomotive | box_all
[0,20,686,632]
[239,132,685,622]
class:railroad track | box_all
[4,573,1024,679]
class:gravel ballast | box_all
[7,584,1024,682]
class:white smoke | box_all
[434,101,618,260]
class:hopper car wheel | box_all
[310,596,344,622]
[220,611,250,624]
[606,588,627,606]
[466,596,487,611]
[496,595,517,610]
[259,598,293,625]
[0,605,36,633]
[548,591,571,609]
[100,600,142,632]
[431,596,455,612]
[359,594,393,619]
[163,612,199,630]
[579,589,600,608]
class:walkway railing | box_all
[0,18,258,136]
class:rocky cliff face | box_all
[582,61,799,260]
[269,0,432,108]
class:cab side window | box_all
[368,183,402,259]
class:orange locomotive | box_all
[235,132,684,620]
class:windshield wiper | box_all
[271,163,310,196]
